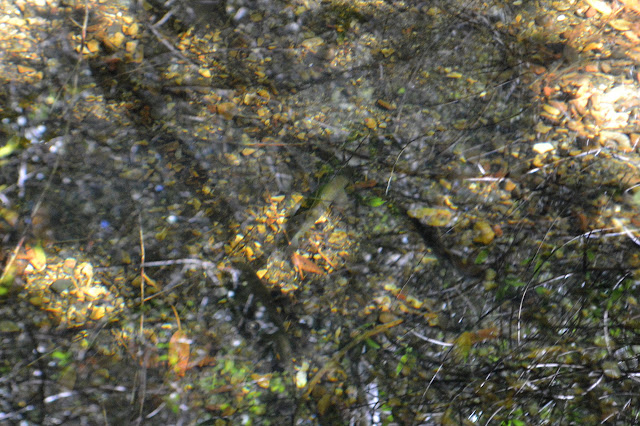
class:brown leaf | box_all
[168,330,190,377]
[291,252,325,276]
[473,327,500,343]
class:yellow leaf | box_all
[609,19,632,31]
[533,121,553,134]
[0,136,19,158]
[380,48,395,57]
[216,102,237,120]
[316,393,332,416]
[582,42,603,53]
[473,221,495,244]
[586,0,612,15]
[542,104,560,116]
[17,65,36,74]
[0,207,19,226]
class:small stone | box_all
[85,39,100,53]
[107,32,126,49]
[50,278,74,293]
[123,22,139,36]
[90,306,106,321]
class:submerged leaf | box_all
[453,331,473,361]
[473,221,495,244]
[169,330,190,377]
[367,196,386,207]
[0,320,20,332]
[0,136,19,158]
[408,207,453,226]
[474,249,489,265]
[602,361,621,379]
[291,252,325,275]
[26,244,47,271]
[365,338,381,349]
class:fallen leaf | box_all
[0,320,20,332]
[26,244,47,271]
[453,331,473,361]
[0,136,19,159]
[473,327,499,342]
[542,104,561,116]
[534,122,553,134]
[620,0,640,14]
[609,19,632,31]
[473,221,496,244]
[351,179,378,189]
[215,102,237,120]
[291,252,325,276]
[408,207,453,226]
[17,65,36,74]
[168,330,190,377]
[58,364,77,390]
[585,0,612,15]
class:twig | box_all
[603,309,612,355]
[138,214,146,335]
[136,213,147,423]
[409,330,453,347]
[142,258,216,268]
[302,319,403,398]
[152,7,175,28]
[146,23,197,68]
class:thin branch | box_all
[410,330,454,347]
